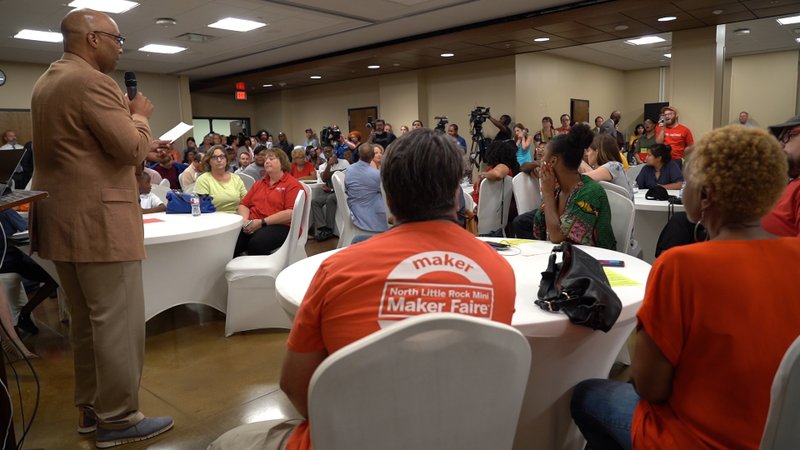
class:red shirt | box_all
[656,124,694,160]
[290,162,315,179]
[239,172,301,223]
[762,179,800,237]
[285,221,517,450]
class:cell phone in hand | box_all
[486,241,510,250]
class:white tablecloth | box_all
[32,212,242,321]
[633,189,683,262]
[275,238,651,450]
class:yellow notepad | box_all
[603,268,641,287]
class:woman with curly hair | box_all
[531,124,616,249]
[571,125,800,450]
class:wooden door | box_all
[348,106,377,142]
[0,110,32,144]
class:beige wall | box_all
[424,57,516,139]
[379,71,425,128]
[729,50,799,128]
[621,68,661,133]
[669,27,717,137]
[0,61,47,109]
[515,53,623,134]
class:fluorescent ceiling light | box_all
[208,18,266,32]
[139,44,186,54]
[625,35,666,46]
[440,53,455,57]
[777,15,800,25]
[262,84,273,87]
[14,29,63,43]
[534,37,550,42]
[68,0,138,14]
[664,53,672,58]
[310,75,322,79]
[658,16,677,22]
[367,65,380,69]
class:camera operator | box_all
[489,114,513,141]
[335,133,357,159]
[368,118,396,149]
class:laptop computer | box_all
[0,148,47,211]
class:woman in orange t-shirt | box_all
[570,125,800,449]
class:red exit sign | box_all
[235,91,247,100]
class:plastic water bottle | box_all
[190,193,201,216]
[679,181,686,199]
[630,181,639,194]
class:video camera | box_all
[469,106,490,127]
[434,116,448,132]
[365,116,375,129]
[320,126,341,144]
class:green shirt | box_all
[194,172,247,213]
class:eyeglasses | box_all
[779,130,800,144]
[211,155,227,161]
[93,30,125,47]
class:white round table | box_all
[275,238,651,450]
[633,189,683,262]
[32,212,242,321]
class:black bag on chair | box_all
[534,242,622,332]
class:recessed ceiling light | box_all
[155,18,176,26]
[393,63,400,67]
[712,9,724,15]
[138,44,186,54]
[777,15,800,25]
[625,35,666,46]
[310,75,322,79]
[440,52,455,57]
[534,37,550,42]
[658,16,677,22]
[367,65,380,69]
[262,84,272,87]
[796,37,800,43]
[68,0,138,14]
[664,53,672,58]
[734,28,751,35]
[614,25,629,31]
[208,17,267,32]
[14,29,63,43]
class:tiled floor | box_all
[7,237,338,450]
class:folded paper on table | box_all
[159,122,193,143]
[143,218,165,224]
[603,268,641,287]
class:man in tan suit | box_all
[30,8,173,448]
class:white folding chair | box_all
[477,176,513,236]
[159,178,170,187]
[605,190,635,254]
[331,171,379,248]
[224,188,310,336]
[512,172,542,214]
[626,165,643,185]
[761,335,800,450]
[182,183,195,194]
[599,180,632,200]
[236,172,256,191]
[150,184,170,204]
[308,313,531,450]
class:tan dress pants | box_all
[54,260,146,429]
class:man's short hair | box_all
[449,124,459,132]
[358,143,374,162]
[376,119,386,126]
[381,128,463,223]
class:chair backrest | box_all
[150,184,170,204]
[598,180,632,200]
[605,190,635,254]
[159,178,170,187]
[237,172,256,191]
[512,172,542,214]
[626,164,643,184]
[761,335,800,450]
[259,190,306,269]
[331,171,356,248]
[182,183,195,194]
[308,313,531,450]
[477,176,513,236]
[291,183,313,263]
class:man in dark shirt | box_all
[369,119,396,149]
[277,132,293,158]
[152,151,187,190]
[489,114,512,141]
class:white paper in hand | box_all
[159,122,193,143]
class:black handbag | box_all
[534,242,622,332]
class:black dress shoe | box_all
[17,314,39,335]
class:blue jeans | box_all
[571,379,638,450]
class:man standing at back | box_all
[30,8,172,448]
[210,128,517,450]
[656,105,694,165]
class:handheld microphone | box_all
[124,71,137,100]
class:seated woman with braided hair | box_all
[571,125,800,450]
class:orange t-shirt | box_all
[655,124,694,161]
[632,238,800,449]
[285,221,517,450]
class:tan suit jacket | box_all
[30,53,152,262]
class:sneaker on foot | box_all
[17,313,39,335]
[95,416,173,448]
[78,407,97,434]
[315,227,333,241]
